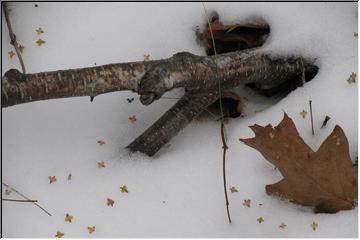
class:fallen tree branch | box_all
[2,49,318,156]
[2,50,317,108]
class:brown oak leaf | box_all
[240,113,357,213]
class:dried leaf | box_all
[4,189,11,195]
[55,231,64,238]
[129,115,137,124]
[354,32,358,38]
[279,223,287,229]
[36,27,44,35]
[36,39,46,46]
[164,143,171,149]
[240,113,357,213]
[97,140,106,146]
[347,72,356,84]
[143,54,151,61]
[8,51,15,58]
[257,217,264,224]
[18,45,25,54]
[230,186,238,193]
[243,199,251,208]
[65,213,73,223]
[88,226,96,234]
[48,176,57,184]
[97,161,105,168]
[310,221,318,231]
[120,185,129,193]
[107,198,114,207]
[299,110,307,118]
[68,173,72,180]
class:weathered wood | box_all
[2,49,318,156]
[1,50,317,107]
[127,91,220,156]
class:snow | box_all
[2,2,358,238]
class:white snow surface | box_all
[1,2,358,238]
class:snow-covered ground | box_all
[2,2,358,237]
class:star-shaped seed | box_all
[48,176,57,184]
[4,189,11,195]
[310,221,318,231]
[120,185,128,193]
[107,198,114,207]
[257,217,264,224]
[36,27,44,35]
[299,110,307,118]
[347,72,356,84]
[55,231,64,238]
[98,161,105,168]
[18,45,25,53]
[8,51,15,58]
[36,39,46,46]
[88,226,96,234]
[279,223,287,229]
[97,140,106,146]
[143,54,151,61]
[230,186,238,193]
[65,213,73,223]
[243,199,251,208]
[129,115,137,124]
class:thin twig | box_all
[2,182,52,216]
[2,198,38,203]
[3,2,26,74]
[202,2,231,224]
[309,100,315,135]
[221,122,231,223]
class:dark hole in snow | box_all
[196,12,318,119]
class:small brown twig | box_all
[3,2,26,74]
[2,198,38,203]
[221,122,231,223]
[309,100,315,135]
[2,182,52,216]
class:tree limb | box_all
[2,50,317,108]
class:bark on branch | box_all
[2,50,317,107]
[2,50,318,156]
